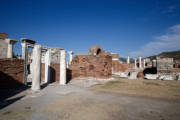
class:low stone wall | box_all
[69,55,112,79]
[112,60,134,72]
[0,59,24,88]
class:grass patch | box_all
[93,78,180,101]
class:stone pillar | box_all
[7,43,13,58]
[45,49,51,83]
[139,56,142,68]
[127,56,130,64]
[143,59,146,68]
[152,60,157,68]
[31,44,41,91]
[68,51,73,65]
[21,42,26,59]
[21,38,36,59]
[59,50,66,85]
[5,39,17,58]
[134,58,137,69]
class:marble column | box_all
[59,50,66,85]
[152,60,157,68]
[143,59,146,68]
[134,58,137,69]
[139,56,142,68]
[127,56,130,64]
[31,44,41,91]
[68,51,73,65]
[7,43,13,58]
[21,42,26,59]
[45,49,51,83]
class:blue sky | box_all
[1,0,180,58]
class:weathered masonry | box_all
[0,33,17,59]
[0,33,74,90]
[68,46,112,79]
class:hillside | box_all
[147,50,180,61]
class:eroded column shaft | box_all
[31,44,41,91]
[59,50,66,85]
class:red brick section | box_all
[50,63,60,82]
[112,60,134,72]
[0,33,8,39]
[0,59,24,88]
[41,63,45,83]
[41,63,60,83]
[69,54,112,79]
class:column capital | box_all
[68,51,74,54]
[21,38,36,44]
[5,38,17,45]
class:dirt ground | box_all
[0,77,180,120]
[92,77,180,101]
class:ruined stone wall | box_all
[41,63,60,83]
[50,63,60,82]
[112,60,134,72]
[0,59,24,88]
[69,55,112,79]
[0,40,8,58]
[0,33,8,39]
[156,58,174,73]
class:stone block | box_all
[144,74,158,80]
[128,72,138,79]
[159,74,174,80]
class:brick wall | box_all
[0,59,24,88]
[41,63,60,83]
[0,33,8,39]
[50,63,60,82]
[69,54,112,79]
[41,63,45,83]
[112,60,134,72]
[0,40,8,59]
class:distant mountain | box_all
[147,50,180,61]
[119,57,134,63]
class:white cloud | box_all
[130,24,180,58]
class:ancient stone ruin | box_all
[68,46,112,79]
[0,33,17,59]
[0,32,180,91]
